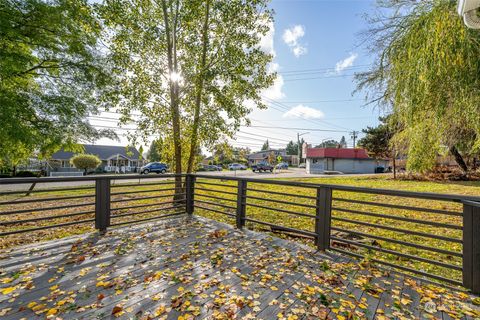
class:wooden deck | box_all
[0,215,478,319]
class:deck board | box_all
[0,215,478,319]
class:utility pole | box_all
[350,131,359,148]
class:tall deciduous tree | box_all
[356,0,480,175]
[0,0,116,169]
[101,0,275,184]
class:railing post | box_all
[463,200,480,294]
[236,180,247,229]
[95,178,111,233]
[185,174,196,215]
[315,187,332,251]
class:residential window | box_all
[61,160,71,168]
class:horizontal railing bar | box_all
[0,186,94,196]
[330,236,462,271]
[111,187,177,196]
[0,210,95,226]
[110,193,184,203]
[195,181,237,188]
[0,219,95,237]
[0,202,95,216]
[194,205,236,217]
[111,205,182,218]
[246,188,316,200]
[0,194,94,206]
[194,199,237,211]
[194,187,238,196]
[110,211,185,226]
[0,174,186,184]
[244,202,316,219]
[330,247,463,286]
[246,195,317,209]
[112,199,185,211]
[110,181,176,188]
[244,217,317,237]
[331,226,462,257]
[193,193,237,203]
[333,197,462,216]
[193,174,480,203]
[332,207,462,230]
[332,216,463,243]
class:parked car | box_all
[375,166,385,173]
[228,163,247,170]
[298,163,306,168]
[251,161,273,172]
[203,164,222,171]
[276,162,289,170]
[140,162,168,174]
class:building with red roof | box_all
[303,146,388,174]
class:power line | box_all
[279,64,371,75]
[241,125,349,133]
[260,98,364,104]
[236,130,291,143]
[262,96,353,131]
[282,73,357,82]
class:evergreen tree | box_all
[261,140,270,151]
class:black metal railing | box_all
[0,173,479,294]
[191,174,480,294]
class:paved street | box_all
[0,168,381,192]
[0,168,327,191]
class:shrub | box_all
[15,171,39,177]
[70,154,101,175]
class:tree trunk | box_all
[449,146,469,175]
[162,0,183,201]
[392,147,396,180]
[186,0,210,174]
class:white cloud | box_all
[282,25,304,46]
[292,46,307,58]
[259,21,276,57]
[282,105,324,119]
[335,53,358,73]
[262,62,285,100]
[282,25,307,57]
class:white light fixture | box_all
[458,0,480,29]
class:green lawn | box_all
[193,175,480,283]
[1,175,479,284]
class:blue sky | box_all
[96,0,384,152]
[239,0,382,151]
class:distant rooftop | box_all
[306,147,370,159]
[51,144,143,160]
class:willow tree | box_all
[100,0,274,183]
[0,0,116,170]
[356,0,480,175]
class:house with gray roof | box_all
[49,144,145,175]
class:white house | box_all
[304,147,389,174]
